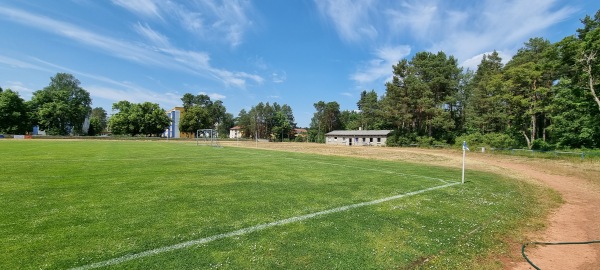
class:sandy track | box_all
[221,141,600,269]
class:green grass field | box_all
[0,140,556,269]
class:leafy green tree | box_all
[109,101,169,136]
[179,93,227,137]
[0,88,30,134]
[30,73,92,135]
[547,9,600,148]
[108,101,135,135]
[309,101,341,142]
[239,102,296,140]
[270,104,296,141]
[137,102,171,136]
[236,109,252,138]
[339,110,360,130]
[504,38,558,148]
[547,79,599,148]
[88,107,107,136]
[577,10,600,112]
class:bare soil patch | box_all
[222,141,600,269]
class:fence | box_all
[486,148,600,160]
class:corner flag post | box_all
[462,141,469,184]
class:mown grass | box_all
[0,140,557,269]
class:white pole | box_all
[461,141,467,184]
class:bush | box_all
[455,133,519,149]
[531,139,555,151]
[482,133,519,149]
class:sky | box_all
[1,0,599,127]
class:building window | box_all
[377,138,381,142]
[334,136,337,142]
[362,138,366,142]
[369,138,373,142]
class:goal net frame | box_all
[196,129,221,147]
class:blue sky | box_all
[1,0,598,127]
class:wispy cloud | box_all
[114,0,256,47]
[316,0,577,68]
[0,6,263,88]
[133,22,170,47]
[425,0,577,64]
[0,54,54,73]
[111,0,162,20]
[314,0,378,43]
[385,2,438,40]
[272,71,287,83]
[25,57,181,107]
[351,45,411,85]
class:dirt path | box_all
[222,142,600,269]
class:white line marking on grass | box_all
[69,182,459,270]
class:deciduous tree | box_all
[30,73,92,135]
[0,88,30,134]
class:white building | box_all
[229,126,243,138]
[164,107,183,138]
[325,130,392,146]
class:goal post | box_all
[196,129,221,147]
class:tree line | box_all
[309,10,600,150]
[0,73,297,139]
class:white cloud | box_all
[351,45,411,85]
[418,0,575,64]
[0,6,262,88]
[0,54,53,73]
[385,2,438,40]
[116,0,256,47]
[111,0,162,19]
[272,71,287,83]
[314,0,378,43]
[133,22,170,47]
[0,56,182,109]
[317,0,577,69]
[199,91,226,100]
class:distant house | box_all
[294,128,308,138]
[229,126,243,139]
[325,130,392,146]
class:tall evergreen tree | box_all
[381,51,462,143]
[465,51,509,134]
[504,38,558,148]
[357,90,380,130]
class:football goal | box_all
[196,129,221,147]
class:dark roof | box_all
[325,130,392,136]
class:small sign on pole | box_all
[462,141,469,184]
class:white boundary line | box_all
[70,182,459,270]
